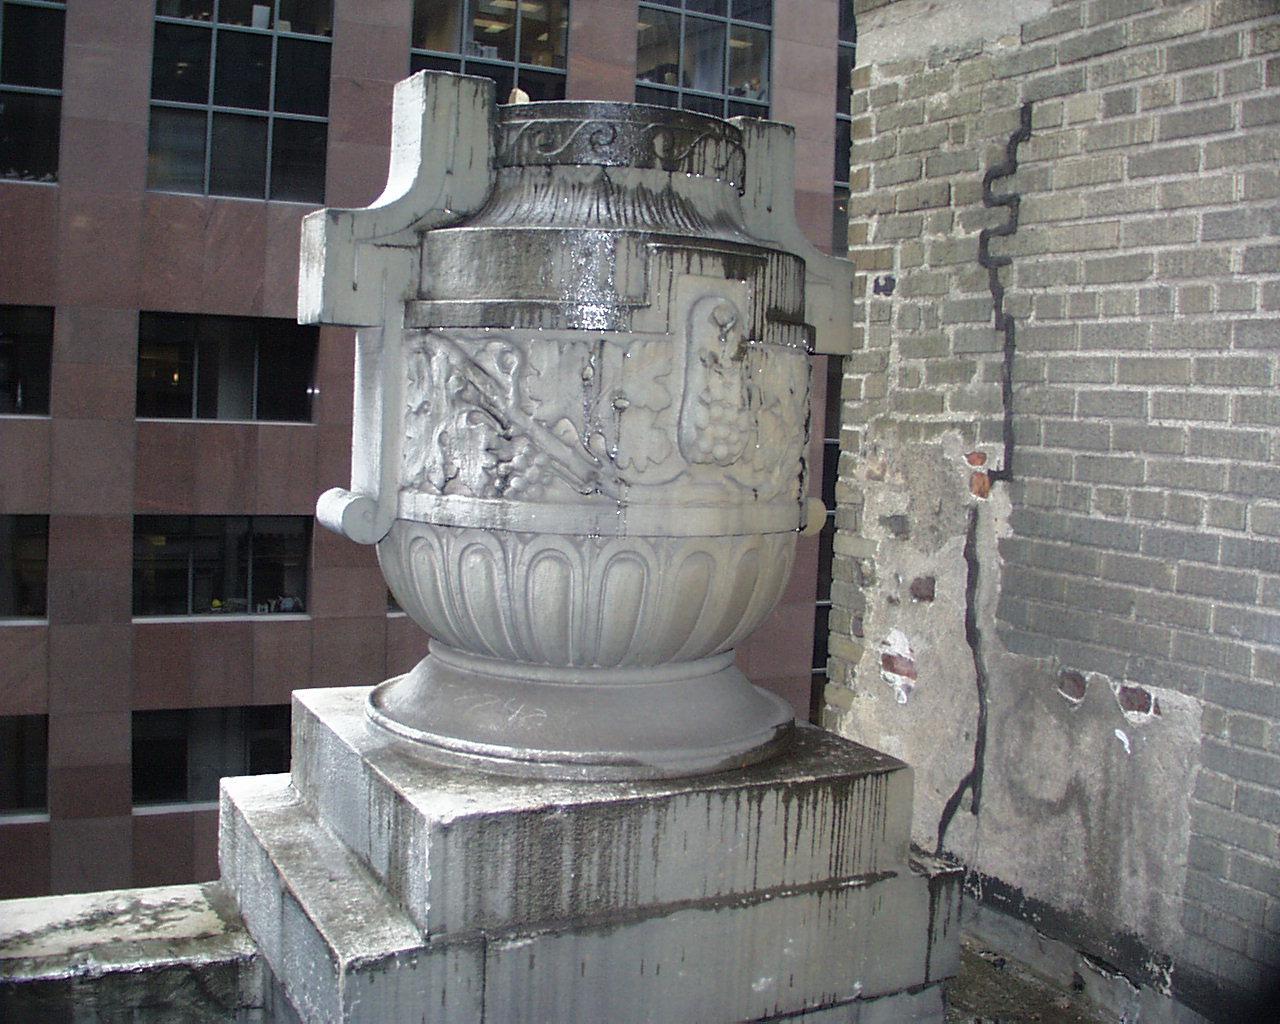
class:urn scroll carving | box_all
[303,72,854,780]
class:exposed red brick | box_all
[966,451,988,466]
[910,576,936,602]
[1117,684,1155,716]
[1057,670,1087,702]
[881,652,917,679]
[969,471,991,499]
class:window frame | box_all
[409,0,570,101]
[0,0,66,184]
[132,514,312,618]
[147,0,332,202]
[136,312,318,424]
[636,0,771,120]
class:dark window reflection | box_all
[0,305,52,415]
[0,715,47,813]
[0,515,48,617]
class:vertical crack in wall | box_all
[933,102,1034,856]
[934,504,989,857]
[977,101,1032,484]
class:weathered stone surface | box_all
[0,883,265,1023]
[289,687,915,937]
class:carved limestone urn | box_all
[304,72,853,780]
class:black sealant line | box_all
[934,504,989,857]
[977,101,1033,484]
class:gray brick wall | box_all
[836,0,1279,1016]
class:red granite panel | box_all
[139,195,219,310]
[48,815,132,894]
[255,425,318,513]
[0,418,51,511]
[385,614,430,677]
[0,186,58,302]
[314,327,355,426]
[308,564,387,619]
[56,194,143,308]
[57,118,149,195]
[566,0,638,101]
[133,624,195,709]
[46,568,133,626]
[50,419,136,515]
[192,424,257,514]
[311,518,380,569]
[190,621,254,707]
[50,359,136,423]
[47,623,133,713]
[263,204,308,318]
[48,764,132,818]
[201,202,271,315]
[0,821,51,898]
[315,423,356,500]
[133,810,196,887]
[0,626,48,713]
[190,807,220,882]
[54,306,138,368]
[252,617,314,704]
[309,615,386,689]
[135,421,197,513]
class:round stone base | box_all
[366,643,795,781]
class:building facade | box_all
[0,0,845,897]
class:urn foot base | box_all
[366,644,795,781]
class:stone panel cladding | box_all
[829,1,1279,1020]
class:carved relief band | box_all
[303,73,854,779]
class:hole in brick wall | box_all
[910,576,936,602]
[881,652,917,679]
[970,471,991,499]
[966,451,987,466]
[1057,670,1087,702]
[1116,684,1160,717]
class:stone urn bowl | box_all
[305,72,852,780]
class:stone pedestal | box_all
[218,689,960,1023]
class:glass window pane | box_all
[0,305,52,416]
[251,517,308,612]
[636,9,680,88]
[825,354,843,439]
[681,16,725,94]
[213,29,272,110]
[192,516,249,613]
[209,111,267,196]
[636,85,677,108]
[726,98,764,119]
[147,106,207,192]
[196,330,255,420]
[134,515,193,615]
[470,0,516,63]
[255,325,316,422]
[731,0,771,24]
[0,715,47,813]
[832,184,849,255]
[515,68,565,102]
[470,62,513,103]
[0,91,59,182]
[817,517,835,601]
[132,710,189,805]
[410,52,461,75]
[834,117,851,183]
[727,25,767,102]
[151,21,211,104]
[274,37,330,116]
[838,1,856,44]
[218,0,274,29]
[412,0,462,52]
[836,47,853,115]
[136,324,196,417]
[278,0,333,37]
[1,4,65,89]
[0,515,48,617]
[687,0,726,15]
[520,0,567,70]
[681,92,722,116]
[245,705,291,775]
[268,117,325,202]
[811,601,831,670]
[157,1,216,20]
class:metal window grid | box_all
[0,0,67,182]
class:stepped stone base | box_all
[218,687,961,1023]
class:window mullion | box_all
[265,31,279,198]
[251,335,260,419]
[246,517,254,610]
[204,23,218,194]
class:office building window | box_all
[132,705,290,806]
[0,0,65,182]
[832,2,855,253]
[133,515,310,616]
[1,515,47,618]
[147,0,332,202]
[411,0,568,101]
[636,0,770,119]
[0,715,47,813]
[0,305,52,415]
[136,313,317,422]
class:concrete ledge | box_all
[0,882,265,1023]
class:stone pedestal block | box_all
[219,689,961,1023]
